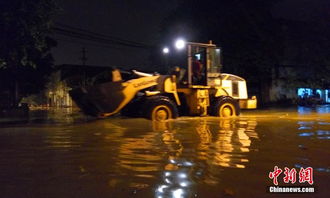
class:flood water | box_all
[0,106,330,198]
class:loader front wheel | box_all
[144,96,178,121]
[212,97,240,117]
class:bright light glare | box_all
[163,47,169,54]
[172,188,184,198]
[175,39,185,49]
[183,161,193,166]
[157,185,168,193]
[178,173,187,179]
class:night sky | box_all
[52,0,329,68]
[52,0,180,68]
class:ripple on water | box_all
[2,108,330,197]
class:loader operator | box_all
[171,66,186,84]
[192,56,203,84]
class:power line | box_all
[53,23,153,49]
[55,36,133,51]
[53,27,146,48]
[55,22,148,47]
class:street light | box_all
[162,47,170,71]
[175,39,185,50]
[163,47,169,54]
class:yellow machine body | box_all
[70,41,257,119]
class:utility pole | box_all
[80,47,88,87]
[81,47,87,66]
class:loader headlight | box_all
[162,47,169,54]
[175,39,185,50]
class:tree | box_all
[0,0,57,107]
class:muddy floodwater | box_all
[1,106,330,198]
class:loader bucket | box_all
[70,81,127,117]
[69,75,160,118]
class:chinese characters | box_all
[269,166,313,185]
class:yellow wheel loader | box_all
[70,41,257,121]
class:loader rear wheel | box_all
[212,97,240,117]
[144,96,178,121]
[152,105,172,121]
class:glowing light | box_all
[183,161,193,166]
[172,188,184,198]
[297,88,312,97]
[178,173,187,179]
[165,178,171,184]
[157,185,168,193]
[163,47,169,54]
[165,172,171,177]
[175,39,185,50]
[180,182,188,187]
[299,132,313,137]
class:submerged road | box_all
[0,106,329,198]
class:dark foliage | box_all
[0,0,57,106]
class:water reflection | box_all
[153,118,258,197]
[118,132,163,173]
[108,118,259,197]
[297,104,330,114]
[2,108,330,197]
[156,122,191,198]
[316,105,330,114]
[295,164,330,173]
[298,130,330,139]
[192,119,258,169]
[297,120,330,139]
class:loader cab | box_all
[186,42,222,87]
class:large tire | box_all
[144,96,178,121]
[212,96,240,117]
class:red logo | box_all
[269,166,283,185]
[283,167,297,184]
[269,166,314,185]
[299,167,314,185]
